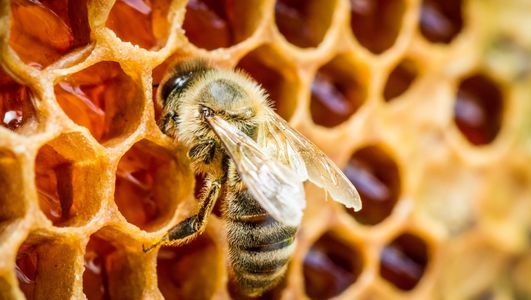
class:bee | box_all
[143,60,362,297]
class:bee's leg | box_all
[143,179,222,252]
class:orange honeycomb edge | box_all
[0,0,530,300]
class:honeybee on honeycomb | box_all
[1,0,531,300]
[143,60,362,297]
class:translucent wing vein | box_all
[207,115,306,226]
[265,110,362,211]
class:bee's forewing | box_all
[266,110,362,211]
[206,115,305,226]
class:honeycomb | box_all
[1,0,530,299]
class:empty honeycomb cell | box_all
[343,146,401,225]
[0,67,37,132]
[310,56,368,127]
[115,140,187,231]
[419,0,463,44]
[54,61,143,143]
[35,133,103,227]
[0,149,26,222]
[16,239,81,299]
[383,58,418,101]
[9,0,90,68]
[303,231,363,299]
[106,0,171,50]
[157,234,219,300]
[453,73,504,145]
[349,0,406,54]
[83,231,146,299]
[275,0,337,48]
[237,47,298,120]
[379,233,429,291]
[183,0,263,50]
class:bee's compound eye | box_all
[160,72,193,106]
[199,106,213,119]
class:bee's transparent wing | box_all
[207,115,305,226]
[265,111,362,211]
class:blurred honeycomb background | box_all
[0,0,530,299]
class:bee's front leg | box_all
[143,179,222,252]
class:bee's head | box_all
[158,60,211,138]
[159,60,269,143]
[199,79,255,119]
[196,79,260,140]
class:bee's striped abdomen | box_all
[225,190,298,297]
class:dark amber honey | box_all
[350,0,405,54]
[83,235,116,300]
[344,146,401,225]
[420,0,463,44]
[380,233,428,290]
[303,232,363,299]
[15,244,38,299]
[10,0,90,68]
[384,59,418,101]
[310,58,367,127]
[454,74,503,145]
[237,48,297,120]
[183,0,233,49]
[106,0,171,50]
[0,69,34,131]
[55,61,142,143]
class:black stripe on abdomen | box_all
[226,214,297,295]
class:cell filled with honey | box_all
[349,0,406,54]
[379,233,429,291]
[275,0,337,48]
[344,146,401,225]
[183,0,264,50]
[310,56,368,127]
[9,0,90,68]
[106,0,172,50]
[453,73,504,145]
[383,58,418,101]
[0,68,36,132]
[54,61,143,144]
[237,47,299,120]
[303,232,364,299]
[419,0,463,44]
